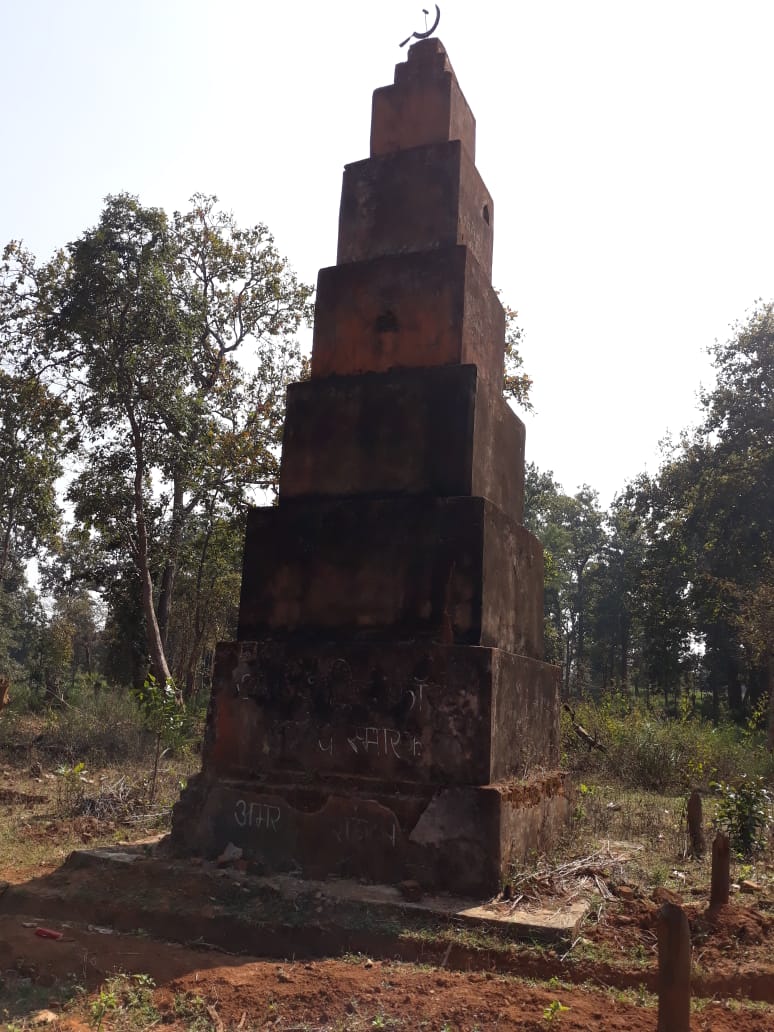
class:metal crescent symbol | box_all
[399,5,441,48]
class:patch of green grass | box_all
[172,991,217,1032]
[692,995,774,1016]
[90,973,159,1031]
[605,985,657,1009]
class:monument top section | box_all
[310,37,502,388]
[371,38,476,159]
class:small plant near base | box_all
[131,675,187,805]
[543,1000,570,1023]
[173,991,216,1032]
[90,973,158,1031]
[55,760,88,815]
[91,985,119,1031]
[650,863,669,887]
[712,774,772,857]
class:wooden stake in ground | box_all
[686,789,705,858]
[710,830,730,908]
[656,902,691,1032]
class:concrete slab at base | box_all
[0,846,585,947]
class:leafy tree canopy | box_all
[2,193,313,689]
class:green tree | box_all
[542,486,605,694]
[502,305,533,411]
[523,463,566,665]
[0,365,70,687]
[732,566,774,748]
[585,487,647,691]
[643,303,773,720]
[2,194,313,689]
[0,370,70,590]
[696,304,773,720]
[523,466,604,692]
[636,467,695,707]
[164,513,243,698]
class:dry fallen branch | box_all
[564,703,607,753]
[494,846,634,912]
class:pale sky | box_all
[2,0,773,505]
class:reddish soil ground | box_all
[1,914,771,1032]
[579,894,774,1003]
[2,777,774,1029]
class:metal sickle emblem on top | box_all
[400,5,441,47]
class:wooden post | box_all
[710,831,730,908]
[686,790,705,858]
[657,902,691,1032]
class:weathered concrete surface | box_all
[338,140,494,276]
[237,497,543,657]
[170,772,571,897]
[371,38,476,159]
[310,245,505,392]
[279,365,525,522]
[170,34,570,897]
[199,640,560,785]
[0,846,587,947]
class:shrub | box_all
[562,698,774,791]
[131,676,191,803]
[34,690,152,766]
[713,774,773,857]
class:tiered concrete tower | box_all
[171,39,568,896]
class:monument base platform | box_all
[169,770,571,897]
[0,846,588,952]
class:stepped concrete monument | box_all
[171,38,569,897]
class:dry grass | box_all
[516,780,774,905]
[0,750,198,881]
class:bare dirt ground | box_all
[1,914,773,1032]
[2,763,774,1029]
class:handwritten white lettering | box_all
[334,817,398,848]
[234,799,281,832]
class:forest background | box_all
[0,193,772,754]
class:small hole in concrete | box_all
[482,204,490,225]
[375,310,399,333]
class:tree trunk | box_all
[766,652,774,752]
[182,518,215,700]
[619,617,629,687]
[128,412,172,687]
[137,510,172,686]
[156,475,185,648]
[564,630,572,697]
[576,567,585,671]
[0,500,15,587]
[727,666,743,715]
[712,679,720,726]
[183,629,206,699]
